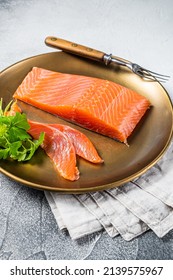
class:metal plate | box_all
[0,52,173,193]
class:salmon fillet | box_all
[13,67,150,143]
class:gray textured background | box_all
[0,0,173,260]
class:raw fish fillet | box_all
[13,67,150,143]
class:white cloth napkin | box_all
[45,140,173,240]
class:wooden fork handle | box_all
[45,36,105,62]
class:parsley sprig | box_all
[0,99,44,161]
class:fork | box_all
[45,36,170,83]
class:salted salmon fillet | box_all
[13,67,150,143]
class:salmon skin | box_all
[28,120,103,181]
[13,67,150,143]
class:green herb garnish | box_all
[0,99,44,161]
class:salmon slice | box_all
[28,120,79,181]
[48,123,103,163]
[13,67,150,143]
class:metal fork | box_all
[103,54,170,83]
[45,37,170,83]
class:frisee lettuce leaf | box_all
[0,99,44,161]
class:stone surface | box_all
[0,0,173,259]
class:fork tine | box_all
[147,74,169,82]
[143,68,170,79]
[142,74,168,83]
[141,69,170,82]
[150,75,169,81]
[145,69,170,78]
[147,73,170,82]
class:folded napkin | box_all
[45,140,173,240]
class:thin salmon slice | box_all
[49,123,103,163]
[28,120,79,181]
[13,67,150,143]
